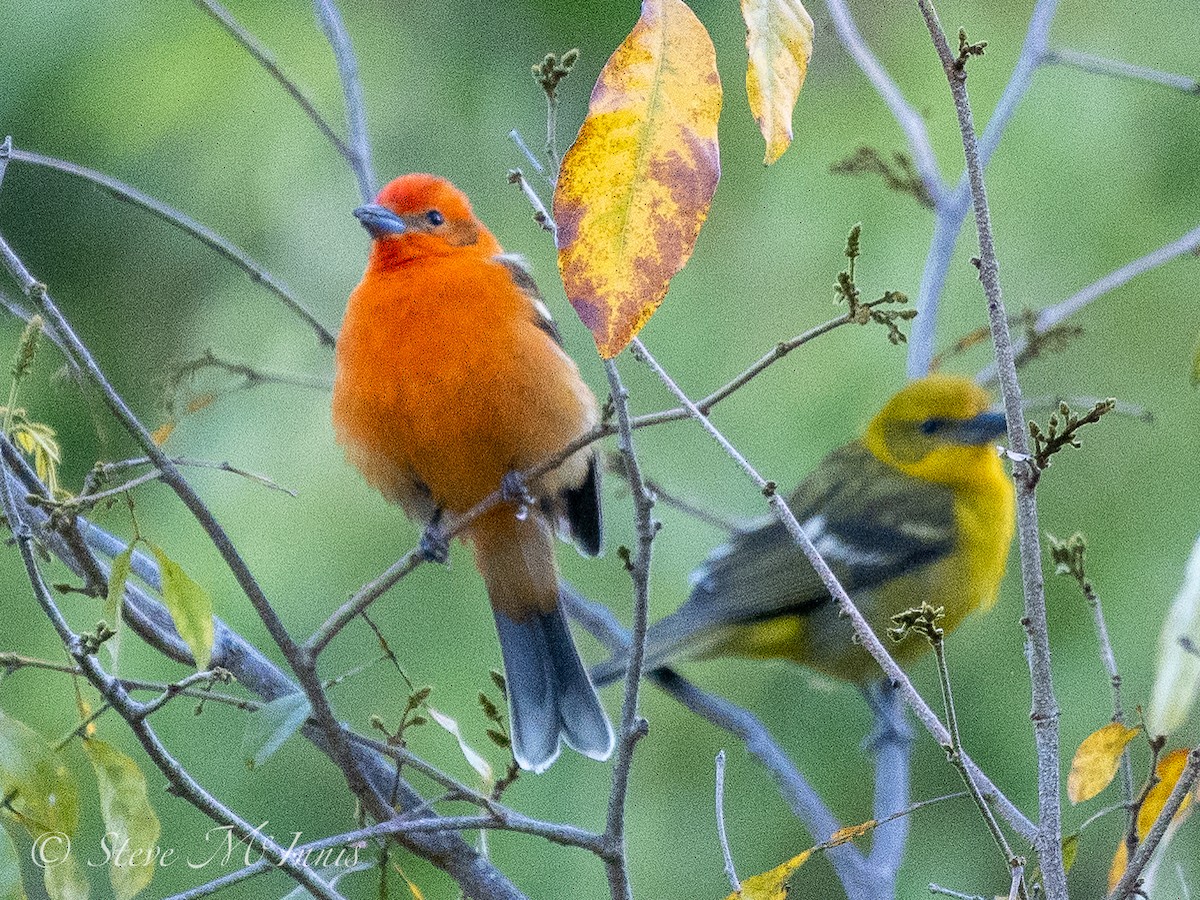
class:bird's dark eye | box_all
[425,210,444,226]
[919,418,942,436]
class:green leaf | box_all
[148,544,214,672]
[242,694,312,770]
[42,852,89,900]
[0,712,79,838]
[83,738,159,900]
[1062,832,1079,874]
[1192,332,1200,386]
[0,824,26,900]
[104,545,134,675]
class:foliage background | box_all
[1,1,1198,897]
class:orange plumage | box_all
[333,174,613,771]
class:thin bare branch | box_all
[2,145,336,347]
[913,3,1065,895]
[715,751,740,893]
[191,0,355,163]
[311,0,376,202]
[1110,748,1200,900]
[1046,48,1200,95]
[600,359,656,900]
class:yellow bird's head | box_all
[862,374,1009,488]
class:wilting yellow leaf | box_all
[554,0,722,358]
[741,0,813,164]
[829,820,874,846]
[1068,722,1140,804]
[725,849,813,900]
[1136,748,1194,839]
[1109,748,1197,893]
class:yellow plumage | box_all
[594,374,1016,685]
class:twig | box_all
[2,436,529,900]
[0,238,396,828]
[1047,531,1133,807]
[899,607,1027,899]
[311,0,376,202]
[508,129,549,179]
[913,3,1066,896]
[1045,48,1200,95]
[715,750,741,893]
[978,223,1200,384]
[929,885,987,899]
[823,1,947,207]
[866,682,914,881]
[82,455,297,499]
[0,478,347,899]
[600,359,656,900]
[904,0,1060,376]
[1110,748,1200,900]
[603,454,739,533]
[191,0,356,163]
[2,146,335,347]
[506,169,556,234]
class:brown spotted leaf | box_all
[554,0,722,358]
[741,0,814,164]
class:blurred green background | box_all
[2,1,1198,897]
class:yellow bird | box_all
[594,374,1015,685]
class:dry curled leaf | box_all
[741,0,814,164]
[554,0,722,358]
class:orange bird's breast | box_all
[333,251,597,517]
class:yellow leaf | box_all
[150,421,176,447]
[148,544,214,672]
[725,849,813,900]
[1108,839,1128,893]
[83,738,160,900]
[829,820,874,846]
[741,0,813,164]
[1068,722,1140,804]
[554,0,722,359]
[1136,748,1194,839]
[104,545,134,677]
[184,392,216,415]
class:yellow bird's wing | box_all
[638,442,959,669]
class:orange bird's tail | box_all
[468,507,614,772]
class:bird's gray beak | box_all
[949,411,1009,445]
[353,204,407,239]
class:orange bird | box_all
[333,174,613,772]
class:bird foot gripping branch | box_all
[333,173,613,773]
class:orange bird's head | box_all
[353,174,502,267]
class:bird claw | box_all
[500,471,533,505]
[419,524,450,565]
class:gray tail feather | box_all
[494,606,614,773]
